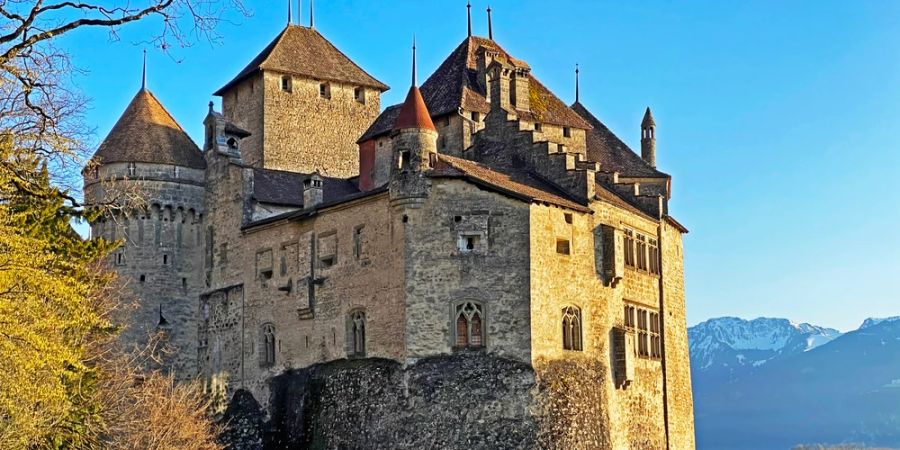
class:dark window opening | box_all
[162,254,168,265]
[471,111,480,122]
[564,213,573,224]
[534,122,542,132]
[563,127,572,138]
[280,76,292,92]
[319,82,331,99]
[556,239,571,255]
[354,87,365,103]
[140,274,146,283]
[399,150,411,171]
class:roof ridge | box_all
[309,27,388,92]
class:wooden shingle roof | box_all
[91,89,205,169]
[214,25,388,96]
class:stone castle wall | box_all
[84,162,205,379]
[400,178,533,363]
[222,75,265,167]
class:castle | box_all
[83,5,695,449]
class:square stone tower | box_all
[213,25,388,177]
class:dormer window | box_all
[354,87,365,104]
[281,75,292,93]
[319,82,331,99]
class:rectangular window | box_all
[534,122,542,132]
[624,229,635,267]
[115,251,126,266]
[256,249,273,281]
[458,234,481,253]
[556,239,571,255]
[281,76,292,92]
[471,111,480,122]
[649,238,660,275]
[319,82,331,99]
[354,86,365,103]
[636,234,648,271]
[624,303,661,360]
[564,213,573,224]
[353,225,364,260]
[563,126,571,138]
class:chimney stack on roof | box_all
[303,171,324,208]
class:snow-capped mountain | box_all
[859,316,900,329]
[688,316,841,381]
[692,316,900,450]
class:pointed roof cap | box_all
[394,86,436,132]
[214,25,388,95]
[642,107,655,127]
[91,89,205,169]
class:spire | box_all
[141,49,147,91]
[642,107,655,127]
[467,1,472,37]
[394,38,435,132]
[575,63,580,104]
[309,0,314,29]
[287,0,292,25]
[412,35,417,87]
[487,6,493,40]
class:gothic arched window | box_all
[260,323,276,367]
[562,306,583,351]
[454,301,484,348]
[348,310,366,357]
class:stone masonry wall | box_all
[222,75,265,167]
[85,162,205,380]
[401,178,533,363]
[661,220,696,449]
[261,72,381,176]
[529,198,671,449]
[201,155,405,407]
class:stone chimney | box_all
[487,60,513,112]
[641,107,656,168]
[303,171,324,208]
[510,68,530,111]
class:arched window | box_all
[562,306,583,351]
[454,301,484,348]
[348,310,366,357]
[260,323,276,367]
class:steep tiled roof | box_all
[394,86,435,131]
[214,25,388,96]
[360,36,590,142]
[252,167,360,207]
[431,154,590,212]
[570,102,668,179]
[91,89,205,169]
[358,104,401,143]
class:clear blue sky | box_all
[62,1,900,331]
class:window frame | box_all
[561,305,583,351]
[452,301,485,349]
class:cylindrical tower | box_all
[83,86,206,379]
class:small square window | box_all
[458,234,481,253]
[563,127,572,138]
[319,82,331,99]
[556,239,571,255]
[354,87,365,104]
[471,111,480,122]
[534,122,542,132]
[564,213,573,224]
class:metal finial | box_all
[487,6,493,40]
[412,35,417,87]
[467,1,472,37]
[141,49,147,90]
[208,101,214,113]
[309,0,314,28]
[575,63,580,103]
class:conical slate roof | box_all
[214,25,388,95]
[642,107,656,127]
[394,86,435,131]
[92,89,205,169]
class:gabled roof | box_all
[570,102,668,179]
[431,154,590,212]
[91,89,205,169]
[214,25,388,96]
[359,36,591,142]
[252,167,360,207]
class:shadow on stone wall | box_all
[221,353,612,449]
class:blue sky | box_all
[63,1,900,331]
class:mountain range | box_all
[690,316,900,449]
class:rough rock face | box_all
[222,352,618,450]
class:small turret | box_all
[641,107,656,168]
[303,171,324,208]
